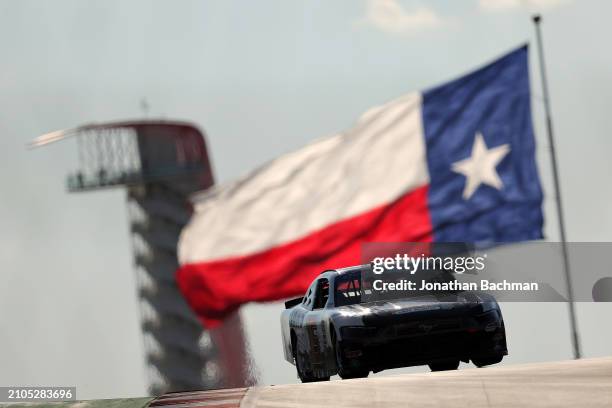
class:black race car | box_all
[280,264,507,382]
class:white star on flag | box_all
[452,132,510,200]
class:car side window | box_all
[313,278,330,309]
[303,288,311,304]
[303,283,316,310]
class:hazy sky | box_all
[1,0,611,400]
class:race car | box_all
[280,264,507,382]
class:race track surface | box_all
[4,358,610,408]
[241,357,612,408]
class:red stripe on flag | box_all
[176,185,433,327]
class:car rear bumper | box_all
[338,311,507,372]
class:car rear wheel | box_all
[428,360,460,372]
[472,355,503,368]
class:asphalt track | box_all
[4,357,610,408]
[241,357,612,408]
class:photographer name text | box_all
[373,279,539,292]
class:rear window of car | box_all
[335,272,362,306]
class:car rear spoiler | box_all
[284,297,303,309]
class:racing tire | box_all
[295,354,318,383]
[472,355,503,368]
[428,360,460,372]
[332,331,369,380]
[293,333,329,383]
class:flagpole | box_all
[532,14,581,359]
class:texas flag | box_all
[177,45,543,327]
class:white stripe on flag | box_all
[179,92,429,264]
